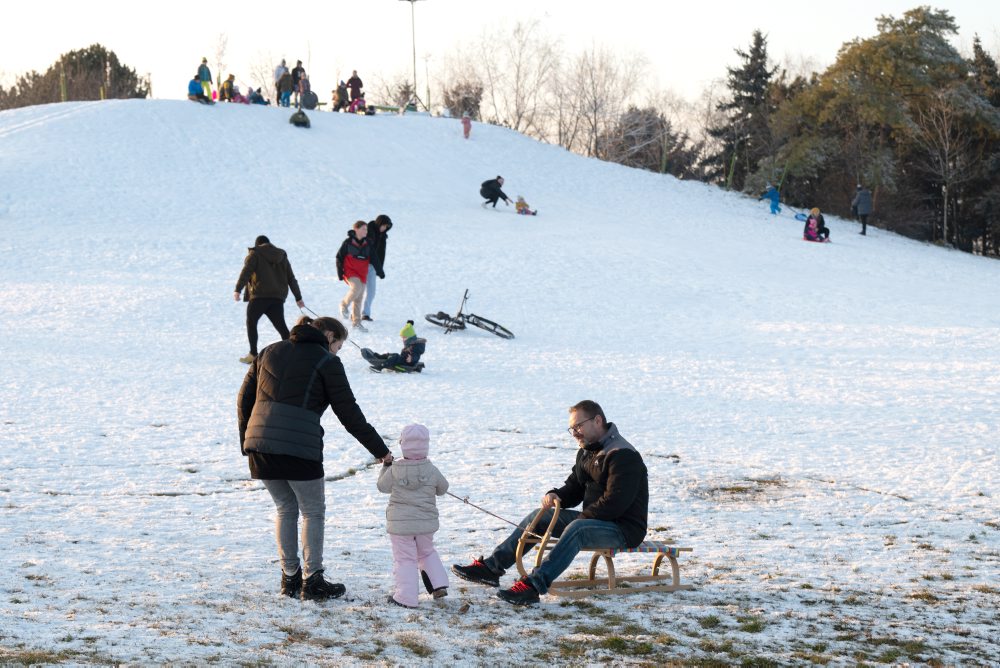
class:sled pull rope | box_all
[446,492,544,540]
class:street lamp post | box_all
[399,0,425,109]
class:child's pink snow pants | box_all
[389,533,448,607]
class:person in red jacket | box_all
[335,221,376,331]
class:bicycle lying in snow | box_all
[424,289,515,339]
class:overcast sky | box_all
[2,1,998,103]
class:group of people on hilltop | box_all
[273,59,315,109]
[757,182,875,242]
[187,57,268,106]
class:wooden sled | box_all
[514,500,693,599]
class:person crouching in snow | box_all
[480,176,511,208]
[377,423,450,608]
[515,196,537,216]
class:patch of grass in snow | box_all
[698,614,721,629]
[397,633,433,657]
[0,649,90,665]
[557,639,587,659]
[971,584,998,595]
[860,636,929,664]
[696,637,736,656]
[736,614,765,633]
[908,589,942,603]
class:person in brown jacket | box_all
[234,235,306,363]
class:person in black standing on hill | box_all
[852,184,873,235]
[480,176,511,208]
[234,235,305,364]
[291,60,305,107]
[238,314,392,601]
[362,214,392,322]
[347,70,364,103]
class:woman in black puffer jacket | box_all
[238,315,392,601]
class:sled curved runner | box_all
[514,500,693,598]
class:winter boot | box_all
[300,570,346,601]
[280,568,302,598]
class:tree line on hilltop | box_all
[2,8,999,256]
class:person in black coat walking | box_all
[361,214,392,322]
[480,176,511,208]
[234,235,306,364]
[452,400,648,605]
[238,315,392,601]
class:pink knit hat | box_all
[399,423,430,459]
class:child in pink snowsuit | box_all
[461,112,471,139]
[377,423,450,607]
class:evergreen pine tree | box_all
[970,36,1000,108]
[703,30,778,191]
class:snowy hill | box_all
[1,100,998,665]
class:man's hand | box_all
[381,452,394,465]
[233,291,240,302]
[295,299,304,308]
[541,492,559,509]
[377,271,385,279]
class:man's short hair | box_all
[570,400,606,423]
[255,235,270,246]
[353,220,367,230]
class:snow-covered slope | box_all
[1,100,997,665]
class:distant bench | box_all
[514,500,694,598]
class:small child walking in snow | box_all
[461,112,472,139]
[377,424,450,607]
[515,196,537,216]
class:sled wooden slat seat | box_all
[514,499,694,598]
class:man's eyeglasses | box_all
[567,416,596,434]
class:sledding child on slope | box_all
[377,423,450,608]
[363,321,426,372]
[515,196,537,216]
[802,207,830,242]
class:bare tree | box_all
[247,51,280,102]
[569,44,645,158]
[536,59,583,150]
[472,20,559,133]
[214,34,228,90]
[907,86,989,244]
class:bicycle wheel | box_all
[465,313,515,339]
[425,311,466,331]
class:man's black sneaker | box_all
[300,570,346,601]
[497,578,539,605]
[280,568,302,598]
[362,315,373,322]
[452,558,501,587]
